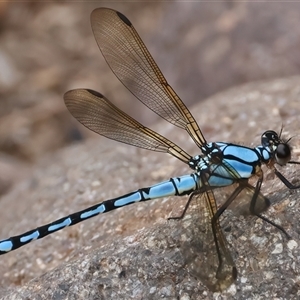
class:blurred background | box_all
[0,1,300,196]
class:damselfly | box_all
[0,8,299,291]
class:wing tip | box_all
[90,8,132,28]
[86,89,104,98]
[116,11,131,27]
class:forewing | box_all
[90,8,206,148]
[64,89,191,164]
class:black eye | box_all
[261,130,278,147]
[275,143,291,165]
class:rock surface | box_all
[0,77,299,299]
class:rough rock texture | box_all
[0,77,299,299]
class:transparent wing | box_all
[64,89,191,164]
[90,8,207,149]
[179,169,269,291]
[181,189,236,292]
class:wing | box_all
[181,189,236,291]
[90,8,207,149]
[64,89,192,164]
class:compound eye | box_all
[275,143,291,165]
[261,130,278,148]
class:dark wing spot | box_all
[86,89,104,98]
[117,11,132,26]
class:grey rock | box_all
[0,77,299,299]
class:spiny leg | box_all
[249,172,291,239]
[167,193,194,220]
[210,184,244,277]
[274,168,300,189]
